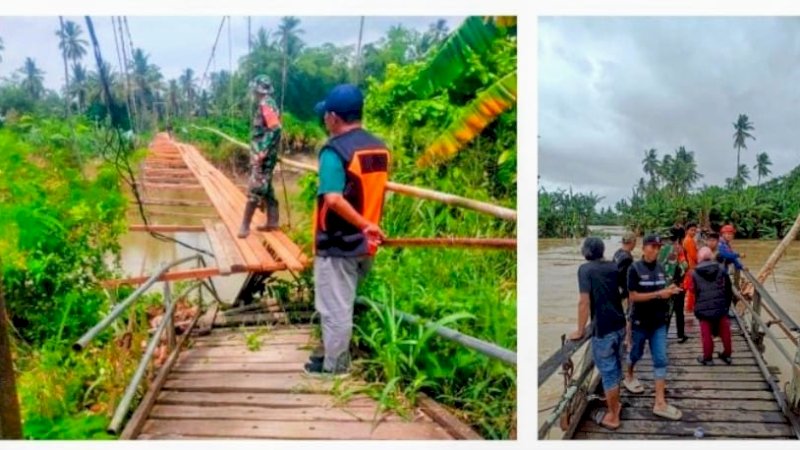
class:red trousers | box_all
[699,316,732,360]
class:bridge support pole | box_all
[0,272,23,439]
[751,290,765,354]
[789,344,800,414]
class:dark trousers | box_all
[668,291,686,338]
[699,316,732,359]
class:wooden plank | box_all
[272,230,310,266]
[148,404,404,423]
[207,325,312,336]
[622,380,770,391]
[202,161,281,271]
[418,393,482,440]
[203,220,232,275]
[573,431,760,440]
[619,389,776,401]
[103,268,222,287]
[182,144,283,272]
[636,372,766,382]
[139,418,453,440]
[616,407,788,424]
[120,311,201,439]
[179,145,274,272]
[621,396,783,412]
[142,183,204,190]
[128,224,206,232]
[172,362,305,373]
[628,364,761,374]
[163,374,333,394]
[578,420,794,438]
[140,199,213,207]
[142,210,218,219]
[190,333,313,346]
[180,347,310,362]
[156,391,375,409]
[214,222,247,272]
[259,230,304,271]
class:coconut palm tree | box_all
[642,148,660,189]
[56,19,88,115]
[753,151,772,186]
[167,79,180,118]
[278,16,304,110]
[70,63,87,112]
[19,58,45,100]
[732,114,755,185]
[178,68,196,117]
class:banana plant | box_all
[417,72,516,167]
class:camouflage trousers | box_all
[247,136,280,206]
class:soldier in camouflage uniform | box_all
[238,75,282,238]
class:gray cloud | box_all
[539,17,800,208]
[0,15,462,90]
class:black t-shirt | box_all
[613,248,634,299]
[627,259,670,330]
[578,260,626,337]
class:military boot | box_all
[257,201,280,232]
[237,200,258,239]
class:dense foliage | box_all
[539,117,798,239]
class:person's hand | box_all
[363,223,386,243]
[740,253,746,259]
[568,329,584,341]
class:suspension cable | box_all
[200,17,227,91]
[84,16,213,258]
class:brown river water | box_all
[538,226,800,435]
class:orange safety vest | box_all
[313,128,390,257]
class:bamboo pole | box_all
[0,268,23,439]
[383,237,516,250]
[756,211,800,284]
[191,126,517,221]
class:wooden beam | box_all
[142,210,219,219]
[119,311,202,439]
[128,224,206,232]
[140,199,213,208]
[203,220,233,275]
[103,268,223,287]
[418,394,482,440]
[140,183,204,190]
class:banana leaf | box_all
[411,16,505,98]
[417,72,516,168]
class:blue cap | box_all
[314,84,363,117]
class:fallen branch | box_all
[191,126,517,222]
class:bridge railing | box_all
[73,254,222,435]
[732,268,800,436]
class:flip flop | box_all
[653,404,682,421]
[623,377,644,394]
[592,408,620,431]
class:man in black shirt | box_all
[569,237,626,430]
[613,231,636,350]
[624,234,683,421]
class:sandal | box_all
[653,404,682,421]
[623,377,644,394]
[592,408,620,431]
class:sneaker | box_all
[308,355,323,365]
[677,336,689,344]
[303,361,350,379]
[696,356,714,366]
[717,352,732,365]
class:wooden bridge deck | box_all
[573,316,796,440]
[124,325,474,440]
[127,133,308,284]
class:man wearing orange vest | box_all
[304,84,389,377]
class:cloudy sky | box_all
[539,17,800,208]
[0,15,463,90]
